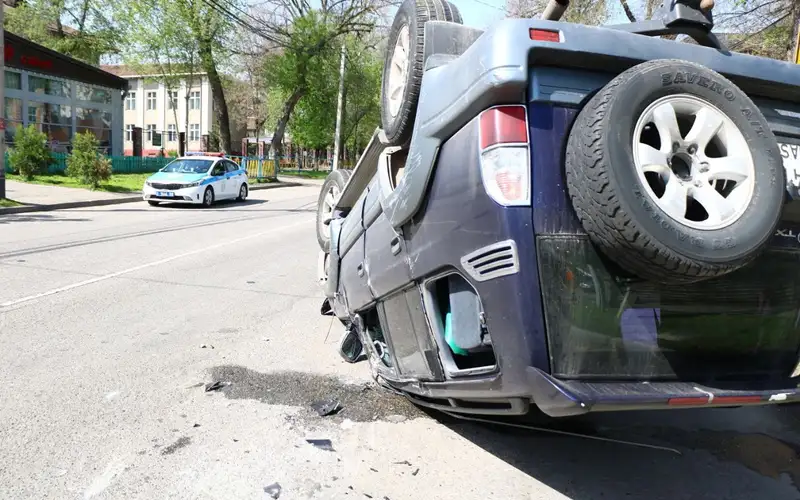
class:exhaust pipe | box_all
[540,0,569,21]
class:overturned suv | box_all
[316,0,800,418]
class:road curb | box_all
[0,181,301,216]
[249,181,302,191]
[0,195,143,215]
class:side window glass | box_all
[226,161,238,173]
[211,164,224,176]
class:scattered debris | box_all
[192,423,201,428]
[311,400,342,417]
[247,281,256,284]
[370,468,378,473]
[385,415,407,423]
[233,439,239,443]
[340,419,355,430]
[161,436,191,456]
[412,469,419,476]
[306,439,335,452]
[204,381,227,392]
[264,482,282,499]
[200,344,215,349]
[393,460,412,466]
[364,494,373,499]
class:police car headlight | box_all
[185,181,201,188]
[145,181,153,187]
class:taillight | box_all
[529,29,561,43]
[477,105,530,206]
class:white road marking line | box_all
[1,218,313,309]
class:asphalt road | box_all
[2,185,800,499]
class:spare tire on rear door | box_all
[565,59,785,284]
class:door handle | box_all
[357,263,364,277]
[390,236,401,256]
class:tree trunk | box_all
[271,88,305,157]
[787,1,800,62]
[619,0,636,22]
[197,41,231,153]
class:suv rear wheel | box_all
[380,0,462,147]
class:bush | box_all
[66,132,112,189]
[166,149,178,157]
[9,125,51,180]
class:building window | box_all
[126,92,136,110]
[167,124,177,142]
[76,107,112,129]
[28,101,72,146]
[5,97,22,146]
[168,91,178,109]
[126,124,134,141]
[29,75,70,98]
[189,91,200,110]
[5,71,21,90]
[146,124,156,142]
[77,83,112,104]
[189,123,200,141]
[146,92,157,110]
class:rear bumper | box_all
[388,367,800,418]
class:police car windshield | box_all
[161,159,214,174]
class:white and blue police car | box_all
[142,154,248,207]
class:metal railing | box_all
[4,152,173,175]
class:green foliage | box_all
[9,125,51,180]
[4,0,118,64]
[166,150,179,157]
[66,132,112,189]
[266,28,382,151]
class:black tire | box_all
[380,0,453,147]
[202,186,215,208]
[237,183,248,201]
[316,169,352,252]
[147,200,160,206]
[442,0,463,23]
[565,59,785,284]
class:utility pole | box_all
[0,3,5,200]
[332,44,346,171]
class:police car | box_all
[142,154,248,207]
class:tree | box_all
[114,0,201,150]
[66,131,112,189]
[286,34,381,160]
[252,0,382,157]
[4,0,118,64]
[9,125,51,180]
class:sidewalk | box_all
[1,177,303,215]
[2,180,142,215]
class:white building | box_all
[100,65,214,155]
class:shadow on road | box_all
[424,405,800,499]
[0,213,91,224]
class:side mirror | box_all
[338,324,365,364]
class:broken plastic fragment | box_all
[311,400,342,417]
[306,439,335,452]
[204,381,227,392]
[264,482,282,499]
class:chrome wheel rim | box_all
[387,24,410,119]
[632,94,755,231]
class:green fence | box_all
[4,152,173,175]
